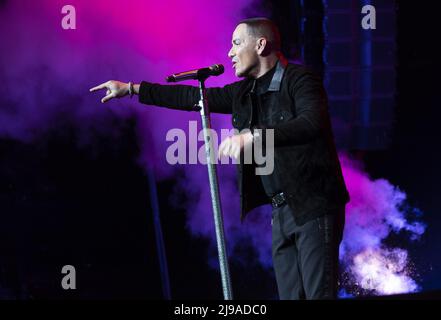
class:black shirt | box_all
[249,65,282,198]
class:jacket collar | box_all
[240,57,288,101]
[267,56,288,92]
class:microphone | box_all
[166,64,224,82]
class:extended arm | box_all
[90,80,239,114]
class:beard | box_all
[235,61,258,78]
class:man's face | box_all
[228,24,259,78]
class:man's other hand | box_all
[218,132,253,160]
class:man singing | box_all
[90,17,350,300]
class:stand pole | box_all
[197,79,233,300]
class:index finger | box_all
[89,82,108,92]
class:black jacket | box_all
[138,60,350,225]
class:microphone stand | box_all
[195,77,233,300]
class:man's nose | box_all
[228,48,234,58]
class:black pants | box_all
[271,204,345,300]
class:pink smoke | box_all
[0,0,251,156]
[339,154,425,296]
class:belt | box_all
[271,192,286,209]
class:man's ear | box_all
[256,37,267,55]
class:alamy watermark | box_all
[61,265,76,290]
[361,4,376,30]
[61,5,76,30]
[165,121,274,175]
[61,4,376,31]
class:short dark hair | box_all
[238,17,281,52]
